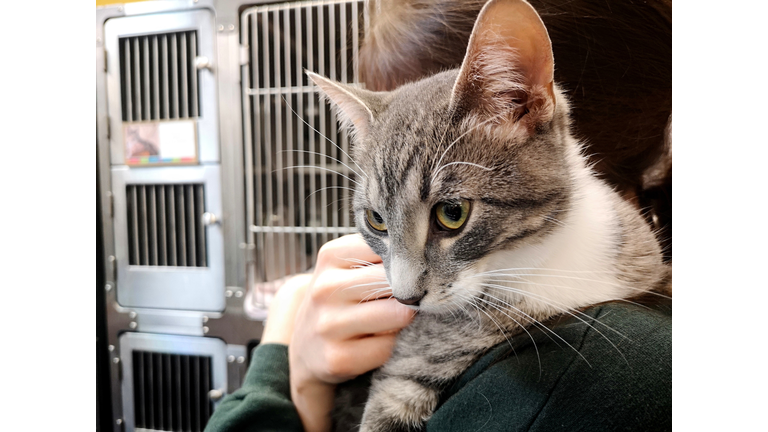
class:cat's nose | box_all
[395,294,424,306]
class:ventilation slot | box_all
[242,0,364,308]
[126,184,207,267]
[119,31,200,122]
[132,351,212,432]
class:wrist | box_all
[291,375,335,432]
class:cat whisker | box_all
[304,186,358,203]
[431,162,494,183]
[278,165,361,186]
[457,293,517,356]
[360,287,394,303]
[344,257,383,267]
[478,290,591,369]
[282,95,369,180]
[471,294,543,376]
[478,272,671,300]
[280,149,364,179]
[480,283,629,365]
[431,111,507,181]
[479,280,629,340]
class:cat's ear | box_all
[307,71,380,138]
[450,0,555,133]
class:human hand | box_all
[289,234,415,432]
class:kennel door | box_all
[240,0,366,316]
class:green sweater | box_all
[206,302,671,431]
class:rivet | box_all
[202,316,209,323]
[203,326,209,334]
[234,290,243,298]
[117,6,123,12]
[129,311,137,319]
[108,345,115,352]
[116,419,123,425]
[237,356,245,364]
[225,290,233,298]
[227,355,235,363]
[113,357,120,364]
[228,24,235,31]
[105,284,112,292]
[218,24,224,32]
[129,322,137,329]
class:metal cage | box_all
[96,1,369,430]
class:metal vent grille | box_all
[131,351,212,432]
[242,0,365,308]
[119,31,200,122]
[126,184,207,267]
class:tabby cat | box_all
[307,0,670,430]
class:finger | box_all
[325,298,415,340]
[261,273,313,344]
[316,234,382,270]
[312,264,389,303]
[337,334,399,378]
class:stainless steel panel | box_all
[112,165,225,312]
[104,9,219,165]
[119,333,227,432]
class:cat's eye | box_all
[365,209,388,232]
[435,200,471,230]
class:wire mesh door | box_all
[241,0,366,316]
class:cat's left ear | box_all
[307,71,381,138]
[450,0,555,134]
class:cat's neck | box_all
[482,125,667,321]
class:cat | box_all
[307,0,670,430]
[359,0,673,262]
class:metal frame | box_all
[97,1,368,430]
[118,332,229,432]
[112,164,225,311]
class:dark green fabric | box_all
[205,302,671,432]
[205,343,303,432]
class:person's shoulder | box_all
[429,301,672,431]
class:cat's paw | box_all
[359,376,437,432]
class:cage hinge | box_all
[239,44,249,66]
[107,191,114,218]
[109,255,118,282]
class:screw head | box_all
[209,389,224,401]
[203,326,209,334]
[128,311,137,319]
[105,284,112,292]
[108,345,115,352]
[113,357,120,364]
[225,290,233,298]
[237,356,245,364]
[234,290,244,298]
[228,24,235,31]
[116,419,123,425]
[202,316,209,323]
[218,24,224,31]
[227,355,235,363]
[129,322,137,330]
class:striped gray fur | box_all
[310,1,670,430]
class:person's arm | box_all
[205,235,414,432]
[205,274,312,432]
[205,343,302,432]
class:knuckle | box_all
[324,347,352,378]
[314,312,335,338]
[316,242,337,267]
